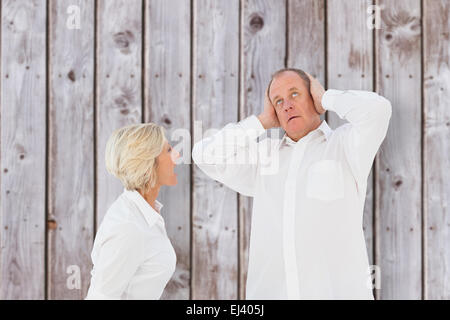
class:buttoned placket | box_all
[282,133,314,299]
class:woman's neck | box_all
[138,185,161,213]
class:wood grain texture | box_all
[146,0,191,300]
[0,0,47,300]
[288,0,326,123]
[48,0,94,299]
[423,0,450,300]
[239,0,286,300]
[192,0,240,299]
[375,0,422,299]
[288,0,325,85]
[96,0,143,230]
[326,0,375,267]
[0,0,449,300]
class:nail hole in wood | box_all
[68,70,75,82]
[163,117,172,125]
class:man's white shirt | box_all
[192,89,392,299]
[86,189,176,300]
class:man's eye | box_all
[276,99,282,105]
[292,92,299,97]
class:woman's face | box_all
[155,141,180,186]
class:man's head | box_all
[267,68,321,141]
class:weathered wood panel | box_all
[145,0,191,300]
[326,0,374,267]
[0,0,47,300]
[423,0,450,300]
[96,0,143,230]
[239,0,286,300]
[192,0,240,299]
[48,0,94,299]
[375,0,422,299]
[289,0,326,122]
[0,0,449,301]
[288,0,325,86]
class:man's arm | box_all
[322,89,392,188]
[192,116,265,197]
[192,88,278,197]
[307,73,392,189]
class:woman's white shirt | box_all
[85,188,176,300]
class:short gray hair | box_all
[267,68,311,104]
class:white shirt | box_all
[192,89,392,299]
[85,189,176,300]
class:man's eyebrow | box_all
[272,87,299,102]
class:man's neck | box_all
[288,119,322,142]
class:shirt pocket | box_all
[306,159,345,201]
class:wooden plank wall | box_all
[327,0,374,268]
[0,0,448,300]
[48,0,95,299]
[376,0,423,299]
[0,0,47,299]
[146,0,191,299]
[423,0,449,300]
[192,0,240,299]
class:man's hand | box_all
[257,88,280,129]
[306,72,326,115]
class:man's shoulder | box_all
[256,134,282,152]
[329,123,353,142]
[333,122,352,133]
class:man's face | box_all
[269,71,319,141]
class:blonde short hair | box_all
[105,123,166,191]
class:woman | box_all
[86,123,179,299]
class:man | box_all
[192,68,392,299]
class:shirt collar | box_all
[281,120,332,146]
[122,188,164,227]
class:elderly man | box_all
[192,68,392,299]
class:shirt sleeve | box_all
[192,115,266,197]
[85,223,145,299]
[322,89,392,191]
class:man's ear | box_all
[266,79,274,106]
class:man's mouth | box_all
[288,115,301,122]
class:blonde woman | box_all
[86,123,179,300]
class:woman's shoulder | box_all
[98,194,148,234]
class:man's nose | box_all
[283,99,294,112]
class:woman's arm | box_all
[85,223,144,299]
